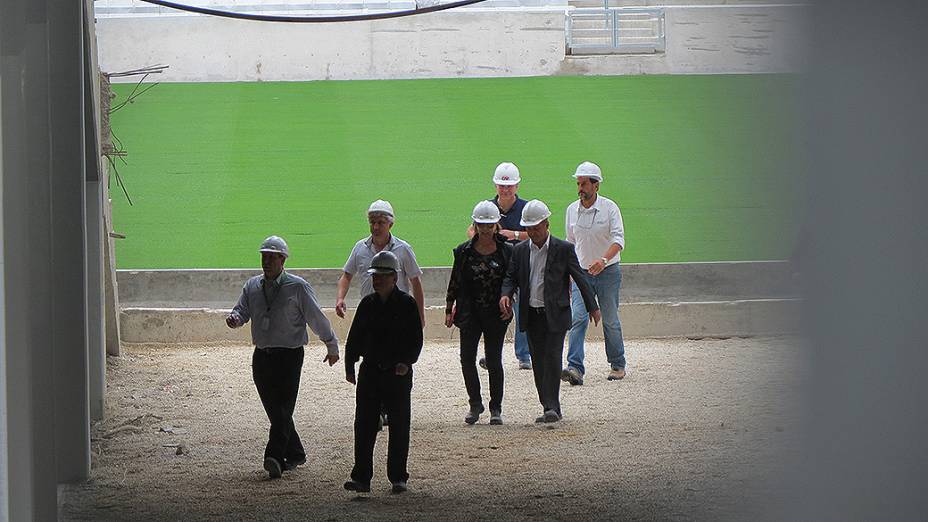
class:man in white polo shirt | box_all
[564,161,627,385]
[334,199,425,327]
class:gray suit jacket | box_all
[502,234,599,332]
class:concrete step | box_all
[120,298,800,343]
[117,261,799,342]
[117,261,799,310]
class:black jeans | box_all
[459,309,508,412]
[525,309,566,416]
[252,346,305,465]
[351,362,413,485]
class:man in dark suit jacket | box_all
[500,199,601,423]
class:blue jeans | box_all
[513,293,531,363]
[567,263,625,375]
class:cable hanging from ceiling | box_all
[136,0,490,23]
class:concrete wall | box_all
[95,4,807,82]
[0,48,7,522]
[117,261,801,342]
[1,1,102,516]
[117,260,799,309]
[563,4,808,75]
[121,298,799,342]
[97,10,567,82]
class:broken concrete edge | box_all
[118,298,801,344]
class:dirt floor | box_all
[59,336,804,521]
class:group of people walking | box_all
[225,160,626,494]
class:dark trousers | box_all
[252,347,305,465]
[459,309,508,412]
[351,362,413,484]
[525,308,567,416]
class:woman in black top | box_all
[445,201,514,425]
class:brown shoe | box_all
[607,367,626,381]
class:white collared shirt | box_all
[528,234,550,308]
[565,194,625,269]
[343,234,424,297]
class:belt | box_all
[530,306,545,314]
[258,346,300,352]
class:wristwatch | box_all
[600,257,608,265]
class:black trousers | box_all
[525,309,566,416]
[459,309,508,412]
[351,362,413,484]
[252,347,305,465]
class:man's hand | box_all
[500,229,516,241]
[225,314,240,328]
[588,259,606,276]
[499,296,513,319]
[323,353,339,366]
[444,304,456,328]
[590,309,602,326]
[335,298,347,318]
[395,363,409,376]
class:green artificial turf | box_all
[110,74,801,269]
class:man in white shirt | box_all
[334,199,425,326]
[564,161,627,385]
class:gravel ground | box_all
[59,336,803,521]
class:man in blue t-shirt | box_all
[467,162,532,370]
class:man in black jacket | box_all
[500,200,600,423]
[344,251,423,494]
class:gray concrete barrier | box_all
[120,298,799,343]
[117,260,800,343]
[117,260,799,309]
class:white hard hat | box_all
[258,235,289,258]
[367,199,394,218]
[472,200,501,224]
[367,250,399,274]
[520,199,552,227]
[493,162,521,186]
[573,161,603,182]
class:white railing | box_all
[566,6,664,54]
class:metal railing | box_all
[566,6,665,54]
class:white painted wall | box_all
[97,10,567,81]
[96,4,807,82]
[561,4,808,75]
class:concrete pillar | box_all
[1,0,60,517]
[103,177,122,357]
[0,39,8,521]
[47,0,91,483]
[84,8,106,422]
[87,179,105,421]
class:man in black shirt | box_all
[343,251,423,494]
